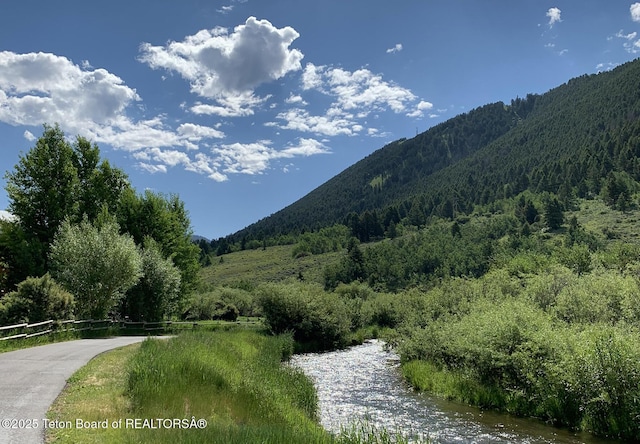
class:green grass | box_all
[569,198,640,244]
[401,360,506,409]
[199,244,342,287]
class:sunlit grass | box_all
[199,244,342,287]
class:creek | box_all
[290,340,615,443]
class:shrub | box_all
[0,273,74,324]
[567,325,640,439]
[257,282,351,350]
[182,292,239,321]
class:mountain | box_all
[227,58,640,242]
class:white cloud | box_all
[546,7,562,27]
[138,163,168,174]
[386,43,403,54]
[285,93,307,105]
[23,130,36,141]
[279,138,330,157]
[615,29,640,53]
[275,62,432,138]
[632,3,640,22]
[177,122,225,140]
[326,67,417,112]
[596,62,620,72]
[406,100,434,118]
[0,51,231,155]
[217,5,234,14]
[0,50,334,183]
[139,17,303,116]
[266,108,356,136]
[301,63,325,90]
[206,137,328,177]
[0,51,139,128]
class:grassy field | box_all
[569,198,640,244]
[199,244,342,288]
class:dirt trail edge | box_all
[0,336,153,444]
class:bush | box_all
[217,287,260,317]
[257,283,351,350]
[0,273,74,324]
[567,325,640,439]
[182,292,239,321]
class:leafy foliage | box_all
[121,238,181,322]
[3,125,131,272]
[117,189,200,297]
[49,217,142,319]
[257,282,351,350]
[0,273,74,324]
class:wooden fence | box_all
[0,319,200,341]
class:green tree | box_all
[0,220,46,290]
[121,238,182,321]
[49,217,142,319]
[5,124,79,252]
[73,137,130,221]
[3,125,131,279]
[117,190,200,296]
[544,197,564,230]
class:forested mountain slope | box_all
[228,58,640,241]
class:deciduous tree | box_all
[49,217,142,319]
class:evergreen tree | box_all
[544,197,564,230]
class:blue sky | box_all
[1,1,639,239]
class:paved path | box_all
[0,337,152,444]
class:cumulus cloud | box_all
[632,3,640,22]
[215,137,329,175]
[285,93,307,105]
[138,163,168,174]
[0,51,231,155]
[134,135,329,182]
[326,67,416,112]
[190,94,267,117]
[270,62,429,136]
[546,7,562,27]
[266,108,356,136]
[406,100,434,118]
[596,62,620,73]
[279,137,330,157]
[0,51,329,183]
[301,63,325,91]
[386,43,403,54]
[139,17,303,116]
[177,122,225,141]
[0,51,139,128]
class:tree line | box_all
[0,124,200,324]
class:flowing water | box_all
[290,340,616,444]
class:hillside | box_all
[226,58,640,242]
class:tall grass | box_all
[125,329,325,443]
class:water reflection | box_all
[290,340,615,444]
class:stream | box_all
[290,340,616,443]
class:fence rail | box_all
[0,319,200,341]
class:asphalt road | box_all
[0,336,152,444]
